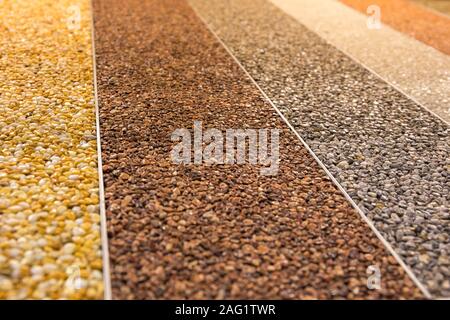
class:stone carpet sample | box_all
[270,0,450,123]
[0,0,104,299]
[340,0,450,56]
[412,0,450,16]
[93,0,423,299]
[189,0,449,297]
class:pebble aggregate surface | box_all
[188,0,449,297]
[412,0,450,15]
[92,0,423,299]
[270,0,450,123]
[0,0,104,299]
[340,0,450,56]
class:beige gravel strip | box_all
[270,0,450,123]
[412,0,450,16]
[340,0,450,55]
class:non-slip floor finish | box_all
[340,0,450,55]
[412,0,450,16]
[1,0,449,301]
[270,0,450,123]
[189,0,449,297]
[0,0,103,299]
[93,0,424,299]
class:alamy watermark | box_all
[171,121,280,176]
[367,265,381,290]
[367,5,382,30]
[66,5,81,30]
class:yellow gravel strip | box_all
[0,0,103,299]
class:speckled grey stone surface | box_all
[189,0,450,297]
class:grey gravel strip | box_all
[192,7,431,299]
[188,0,450,297]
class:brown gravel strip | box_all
[189,0,449,297]
[340,0,450,55]
[92,0,423,299]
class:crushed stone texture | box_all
[412,0,450,16]
[340,0,450,56]
[189,0,449,298]
[0,0,104,299]
[270,0,450,123]
[92,0,424,299]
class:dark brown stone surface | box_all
[93,0,423,299]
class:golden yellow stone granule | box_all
[0,0,103,299]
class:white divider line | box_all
[89,0,112,300]
[188,3,433,299]
[266,0,449,126]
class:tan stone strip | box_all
[340,0,450,55]
[271,0,450,123]
[411,0,450,17]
